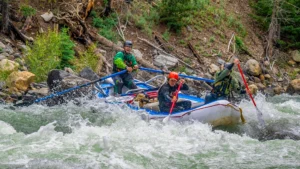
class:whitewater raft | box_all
[94,75,245,127]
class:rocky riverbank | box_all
[1,36,300,106]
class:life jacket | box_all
[212,73,232,97]
[113,51,134,72]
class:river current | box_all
[0,94,299,169]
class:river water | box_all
[0,94,299,169]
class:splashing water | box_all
[0,94,300,168]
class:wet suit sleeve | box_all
[215,69,230,83]
[113,52,127,69]
[180,83,189,90]
[161,85,172,103]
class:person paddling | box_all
[158,72,192,113]
[112,40,139,95]
[205,58,246,104]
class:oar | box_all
[14,70,127,107]
[237,63,265,127]
[139,67,214,83]
[162,82,183,123]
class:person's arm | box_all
[215,69,230,82]
[160,85,172,103]
[113,52,127,69]
[180,83,189,90]
[178,79,189,90]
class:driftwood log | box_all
[188,42,203,64]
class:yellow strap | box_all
[239,108,246,123]
[226,104,246,124]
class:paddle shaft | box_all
[237,64,257,107]
[139,67,214,83]
[16,70,127,106]
[169,82,183,115]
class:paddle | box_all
[14,70,127,107]
[139,67,214,83]
[236,63,265,127]
[162,82,183,123]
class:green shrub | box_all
[59,28,75,69]
[251,0,300,50]
[235,36,247,53]
[289,70,298,80]
[74,44,99,72]
[162,30,170,41]
[134,15,147,30]
[159,0,208,32]
[20,4,36,17]
[0,70,11,81]
[0,47,3,53]
[25,29,61,82]
[92,13,118,42]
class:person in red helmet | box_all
[158,72,192,112]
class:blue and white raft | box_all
[94,69,245,127]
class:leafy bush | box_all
[25,28,75,82]
[73,44,99,72]
[0,47,3,53]
[25,29,61,82]
[0,70,11,81]
[251,0,300,49]
[59,28,75,69]
[92,13,118,42]
[159,0,209,32]
[162,30,170,41]
[20,4,36,17]
[235,36,248,53]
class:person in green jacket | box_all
[205,58,246,104]
[112,40,139,94]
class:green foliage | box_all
[0,70,11,81]
[158,0,209,32]
[20,4,36,17]
[92,13,118,42]
[0,47,3,53]
[131,5,160,36]
[74,44,99,72]
[25,29,61,82]
[134,15,147,29]
[288,70,298,80]
[59,28,75,69]
[209,36,215,43]
[162,30,170,41]
[90,10,97,18]
[251,0,300,49]
[235,36,248,53]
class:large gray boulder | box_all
[245,59,262,76]
[153,54,178,69]
[79,67,100,81]
[291,50,300,62]
[47,69,92,105]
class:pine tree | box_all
[59,28,75,69]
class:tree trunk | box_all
[266,0,281,59]
[1,0,9,34]
[104,0,112,16]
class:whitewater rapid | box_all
[0,94,299,168]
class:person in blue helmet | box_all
[112,40,138,95]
